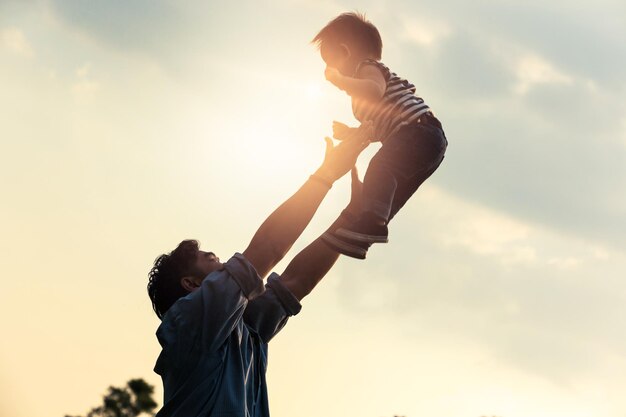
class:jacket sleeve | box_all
[243,273,302,343]
[172,253,266,352]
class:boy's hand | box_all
[324,66,343,86]
[332,121,353,141]
[332,120,374,142]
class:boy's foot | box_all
[335,216,389,244]
[321,231,371,259]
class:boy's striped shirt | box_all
[351,60,431,142]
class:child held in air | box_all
[314,12,448,259]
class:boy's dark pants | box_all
[362,114,448,223]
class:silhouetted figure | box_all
[313,12,448,259]
[147,131,371,417]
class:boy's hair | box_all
[312,12,382,60]
[147,239,201,320]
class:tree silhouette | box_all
[66,378,157,417]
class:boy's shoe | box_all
[321,231,371,260]
[335,216,389,244]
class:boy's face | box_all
[320,42,352,75]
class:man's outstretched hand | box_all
[315,121,372,184]
[242,122,371,277]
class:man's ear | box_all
[180,276,201,292]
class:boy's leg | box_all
[331,134,408,247]
[334,145,400,243]
[322,147,396,257]
[360,147,399,223]
[387,155,443,222]
[325,119,447,257]
[340,121,447,234]
[387,120,447,222]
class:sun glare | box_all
[228,123,316,182]
[304,82,324,101]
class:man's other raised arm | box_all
[276,168,363,300]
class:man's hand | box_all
[314,121,372,184]
[242,125,370,278]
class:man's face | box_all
[193,250,224,278]
[177,248,224,295]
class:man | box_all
[147,127,371,417]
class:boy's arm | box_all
[325,65,387,101]
[242,135,370,279]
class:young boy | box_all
[313,12,448,259]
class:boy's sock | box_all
[335,212,389,244]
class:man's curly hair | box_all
[147,239,202,320]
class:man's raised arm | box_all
[275,168,363,300]
[243,125,371,278]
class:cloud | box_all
[547,256,582,270]
[71,79,100,97]
[418,1,626,88]
[513,53,573,95]
[45,0,333,82]
[75,61,91,77]
[49,0,183,51]
[438,202,538,266]
[333,185,626,384]
[1,27,34,57]
[404,30,516,98]
[392,17,626,249]
[621,117,626,148]
[70,62,100,100]
[492,4,626,88]
[400,15,452,48]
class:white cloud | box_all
[547,256,582,270]
[620,116,626,148]
[591,246,610,261]
[75,62,92,77]
[401,15,452,48]
[1,27,34,57]
[435,191,537,266]
[411,187,620,272]
[513,53,573,95]
[71,79,100,96]
[71,62,100,99]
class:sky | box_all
[1,1,625,416]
